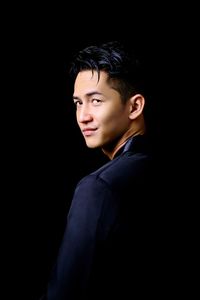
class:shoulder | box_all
[76,149,152,196]
[69,169,117,229]
[98,151,152,185]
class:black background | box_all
[5,5,198,299]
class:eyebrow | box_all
[73,91,103,101]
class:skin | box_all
[73,70,145,159]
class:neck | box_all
[102,126,145,160]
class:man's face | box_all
[73,70,131,149]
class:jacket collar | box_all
[113,134,150,158]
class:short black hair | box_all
[69,41,145,103]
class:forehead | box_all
[74,70,108,89]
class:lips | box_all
[82,128,97,136]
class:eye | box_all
[73,100,82,107]
[92,99,102,105]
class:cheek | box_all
[76,110,81,124]
[100,115,125,137]
[101,107,127,126]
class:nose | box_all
[77,104,93,123]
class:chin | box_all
[85,140,102,149]
[86,143,99,149]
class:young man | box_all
[41,41,165,299]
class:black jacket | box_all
[42,135,167,299]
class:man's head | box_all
[70,41,146,159]
[70,41,145,103]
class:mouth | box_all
[82,128,97,137]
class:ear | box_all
[128,94,145,120]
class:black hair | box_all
[69,41,145,103]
